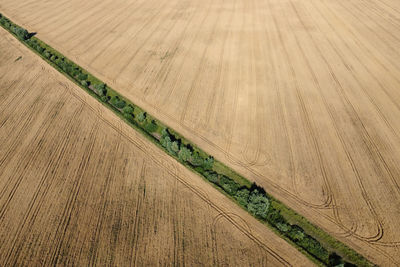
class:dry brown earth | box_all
[1,0,400,264]
[0,28,312,266]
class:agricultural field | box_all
[0,28,312,266]
[1,0,400,265]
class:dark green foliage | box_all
[111,95,126,109]
[194,167,205,174]
[300,236,329,263]
[203,171,219,184]
[220,175,240,196]
[78,73,88,81]
[266,208,286,225]
[101,95,110,103]
[247,189,270,219]
[144,120,158,133]
[71,68,80,77]
[55,58,64,67]
[329,253,344,267]
[36,46,45,54]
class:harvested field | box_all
[0,28,312,266]
[1,0,400,264]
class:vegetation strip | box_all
[0,13,374,266]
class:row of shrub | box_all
[0,13,364,266]
[0,13,29,40]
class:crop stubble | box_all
[0,28,311,266]
[1,0,400,264]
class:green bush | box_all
[123,112,134,122]
[160,135,171,149]
[300,236,329,262]
[37,46,45,54]
[190,152,204,167]
[204,171,219,184]
[220,176,240,196]
[110,95,126,109]
[161,127,168,137]
[10,25,29,40]
[101,95,110,103]
[247,190,270,219]
[145,120,158,133]
[178,146,192,162]
[202,156,214,170]
[288,225,305,241]
[44,51,51,59]
[166,140,178,156]
[138,112,147,123]
[78,73,88,81]
[235,188,250,207]
[123,104,134,115]
[276,222,291,233]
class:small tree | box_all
[123,104,134,115]
[160,135,171,148]
[247,190,270,219]
[202,156,214,170]
[288,225,305,241]
[190,152,204,167]
[220,176,239,196]
[204,171,219,184]
[77,73,88,81]
[101,95,110,103]
[276,222,291,233]
[145,120,158,133]
[161,128,170,138]
[110,95,126,109]
[138,112,147,123]
[37,46,45,54]
[171,141,180,154]
[235,188,250,207]
[178,146,192,162]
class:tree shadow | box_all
[28,32,37,39]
